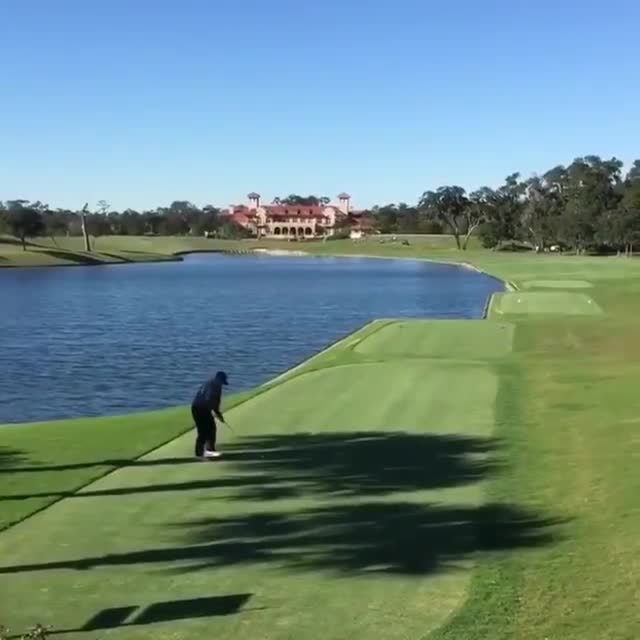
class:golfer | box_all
[191,371,228,459]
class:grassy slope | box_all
[0,233,478,268]
[0,321,512,640]
[1,240,640,638]
[0,236,180,267]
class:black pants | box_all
[191,404,216,456]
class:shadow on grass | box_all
[97,252,133,263]
[36,249,106,265]
[0,501,561,577]
[0,431,501,500]
[6,594,255,638]
[0,456,204,475]
[219,431,502,499]
[0,237,42,248]
[0,447,29,470]
[0,431,564,577]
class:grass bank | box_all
[0,233,476,268]
[2,244,640,639]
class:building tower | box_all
[248,192,261,209]
[337,192,351,214]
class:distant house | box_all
[222,193,375,240]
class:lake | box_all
[0,253,504,424]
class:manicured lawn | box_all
[0,321,516,640]
[352,319,515,360]
[0,233,478,268]
[0,236,177,268]
[489,291,603,316]
[2,241,640,639]
[0,407,189,531]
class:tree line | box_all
[0,200,253,250]
[0,195,342,250]
[421,156,640,254]
[377,155,640,254]
[2,156,639,253]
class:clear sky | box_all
[2,0,639,211]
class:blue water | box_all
[0,254,503,424]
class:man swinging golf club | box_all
[191,370,228,460]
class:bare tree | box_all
[79,203,91,252]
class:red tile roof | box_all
[264,204,327,217]
[226,203,348,223]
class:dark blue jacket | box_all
[192,373,226,418]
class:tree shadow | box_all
[0,432,501,500]
[97,252,133,263]
[170,501,562,575]
[0,456,206,475]
[0,446,28,470]
[0,501,562,577]
[217,431,502,500]
[0,237,42,248]
[6,594,255,638]
[36,249,108,265]
[0,430,564,578]
[0,476,262,502]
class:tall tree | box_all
[45,210,69,245]
[521,177,563,252]
[480,173,526,249]
[96,200,110,216]
[627,159,640,183]
[79,203,92,251]
[468,187,503,250]
[395,203,419,234]
[0,201,8,235]
[6,201,45,250]
[419,186,471,249]
[371,204,399,234]
[274,195,327,206]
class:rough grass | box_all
[429,255,640,640]
[2,241,640,639]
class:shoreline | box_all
[0,253,183,269]
[1,245,508,427]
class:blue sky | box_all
[2,0,639,211]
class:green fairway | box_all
[0,328,527,640]
[353,320,515,360]
[3,242,640,639]
[489,291,603,316]
[0,408,189,531]
[521,279,593,289]
[0,234,478,268]
[0,237,179,268]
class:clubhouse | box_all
[224,193,377,240]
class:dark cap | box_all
[215,371,229,386]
